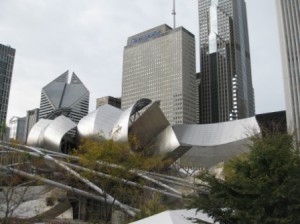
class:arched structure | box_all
[77,104,122,140]
[28,98,261,168]
[27,116,76,152]
[111,98,152,142]
[43,116,77,152]
[27,119,52,147]
[129,101,181,155]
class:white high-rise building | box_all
[9,116,26,143]
[122,24,197,125]
[277,0,300,140]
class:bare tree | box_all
[0,150,30,224]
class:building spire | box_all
[172,0,176,28]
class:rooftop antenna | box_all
[172,0,176,29]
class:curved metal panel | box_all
[129,101,169,147]
[27,119,52,147]
[173,116,260,146]
[153,125,182,155]
[28,100,261,169]
[173,117,261,168]
[77,104,122,140]
[43,116,77,152]
[179,138,252,168]
[129,101,182,155]
[111,105,134,142]
[111,99,152,142]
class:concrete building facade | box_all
[9,116,26,143]
[96,96,121,109]
[122,24,197,125]
[0,44,15,127]
[198,0,255,124]
[277,0,300,140]
[24,108,39,142]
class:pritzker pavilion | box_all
[27,98,260,168]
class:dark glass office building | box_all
[198,0,255,123]
[39,71,89,124]
[0,44,15,129]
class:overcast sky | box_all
[0,0,285,123]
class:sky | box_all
[0,0,285,124]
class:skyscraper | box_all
[0,44,15,127]
[39,71,89,123]
[9,116,26,143]
[24,108,39,142]
[122,24,197,125]
[198,0,255,124]
[277,0,300,140]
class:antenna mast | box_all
[172,0,176,28]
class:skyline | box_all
[0,0,285,124]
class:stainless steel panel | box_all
[173,116,260,146]
[78,104,122,140]
[43,116,77,152]
[27,119,52,147]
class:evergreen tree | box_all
[189,133,300,224]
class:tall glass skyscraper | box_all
[277,0,300,140]
[198,0,255,124]
[39,71,89,123]
[0,44,15,128]
[122,24,197,125]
